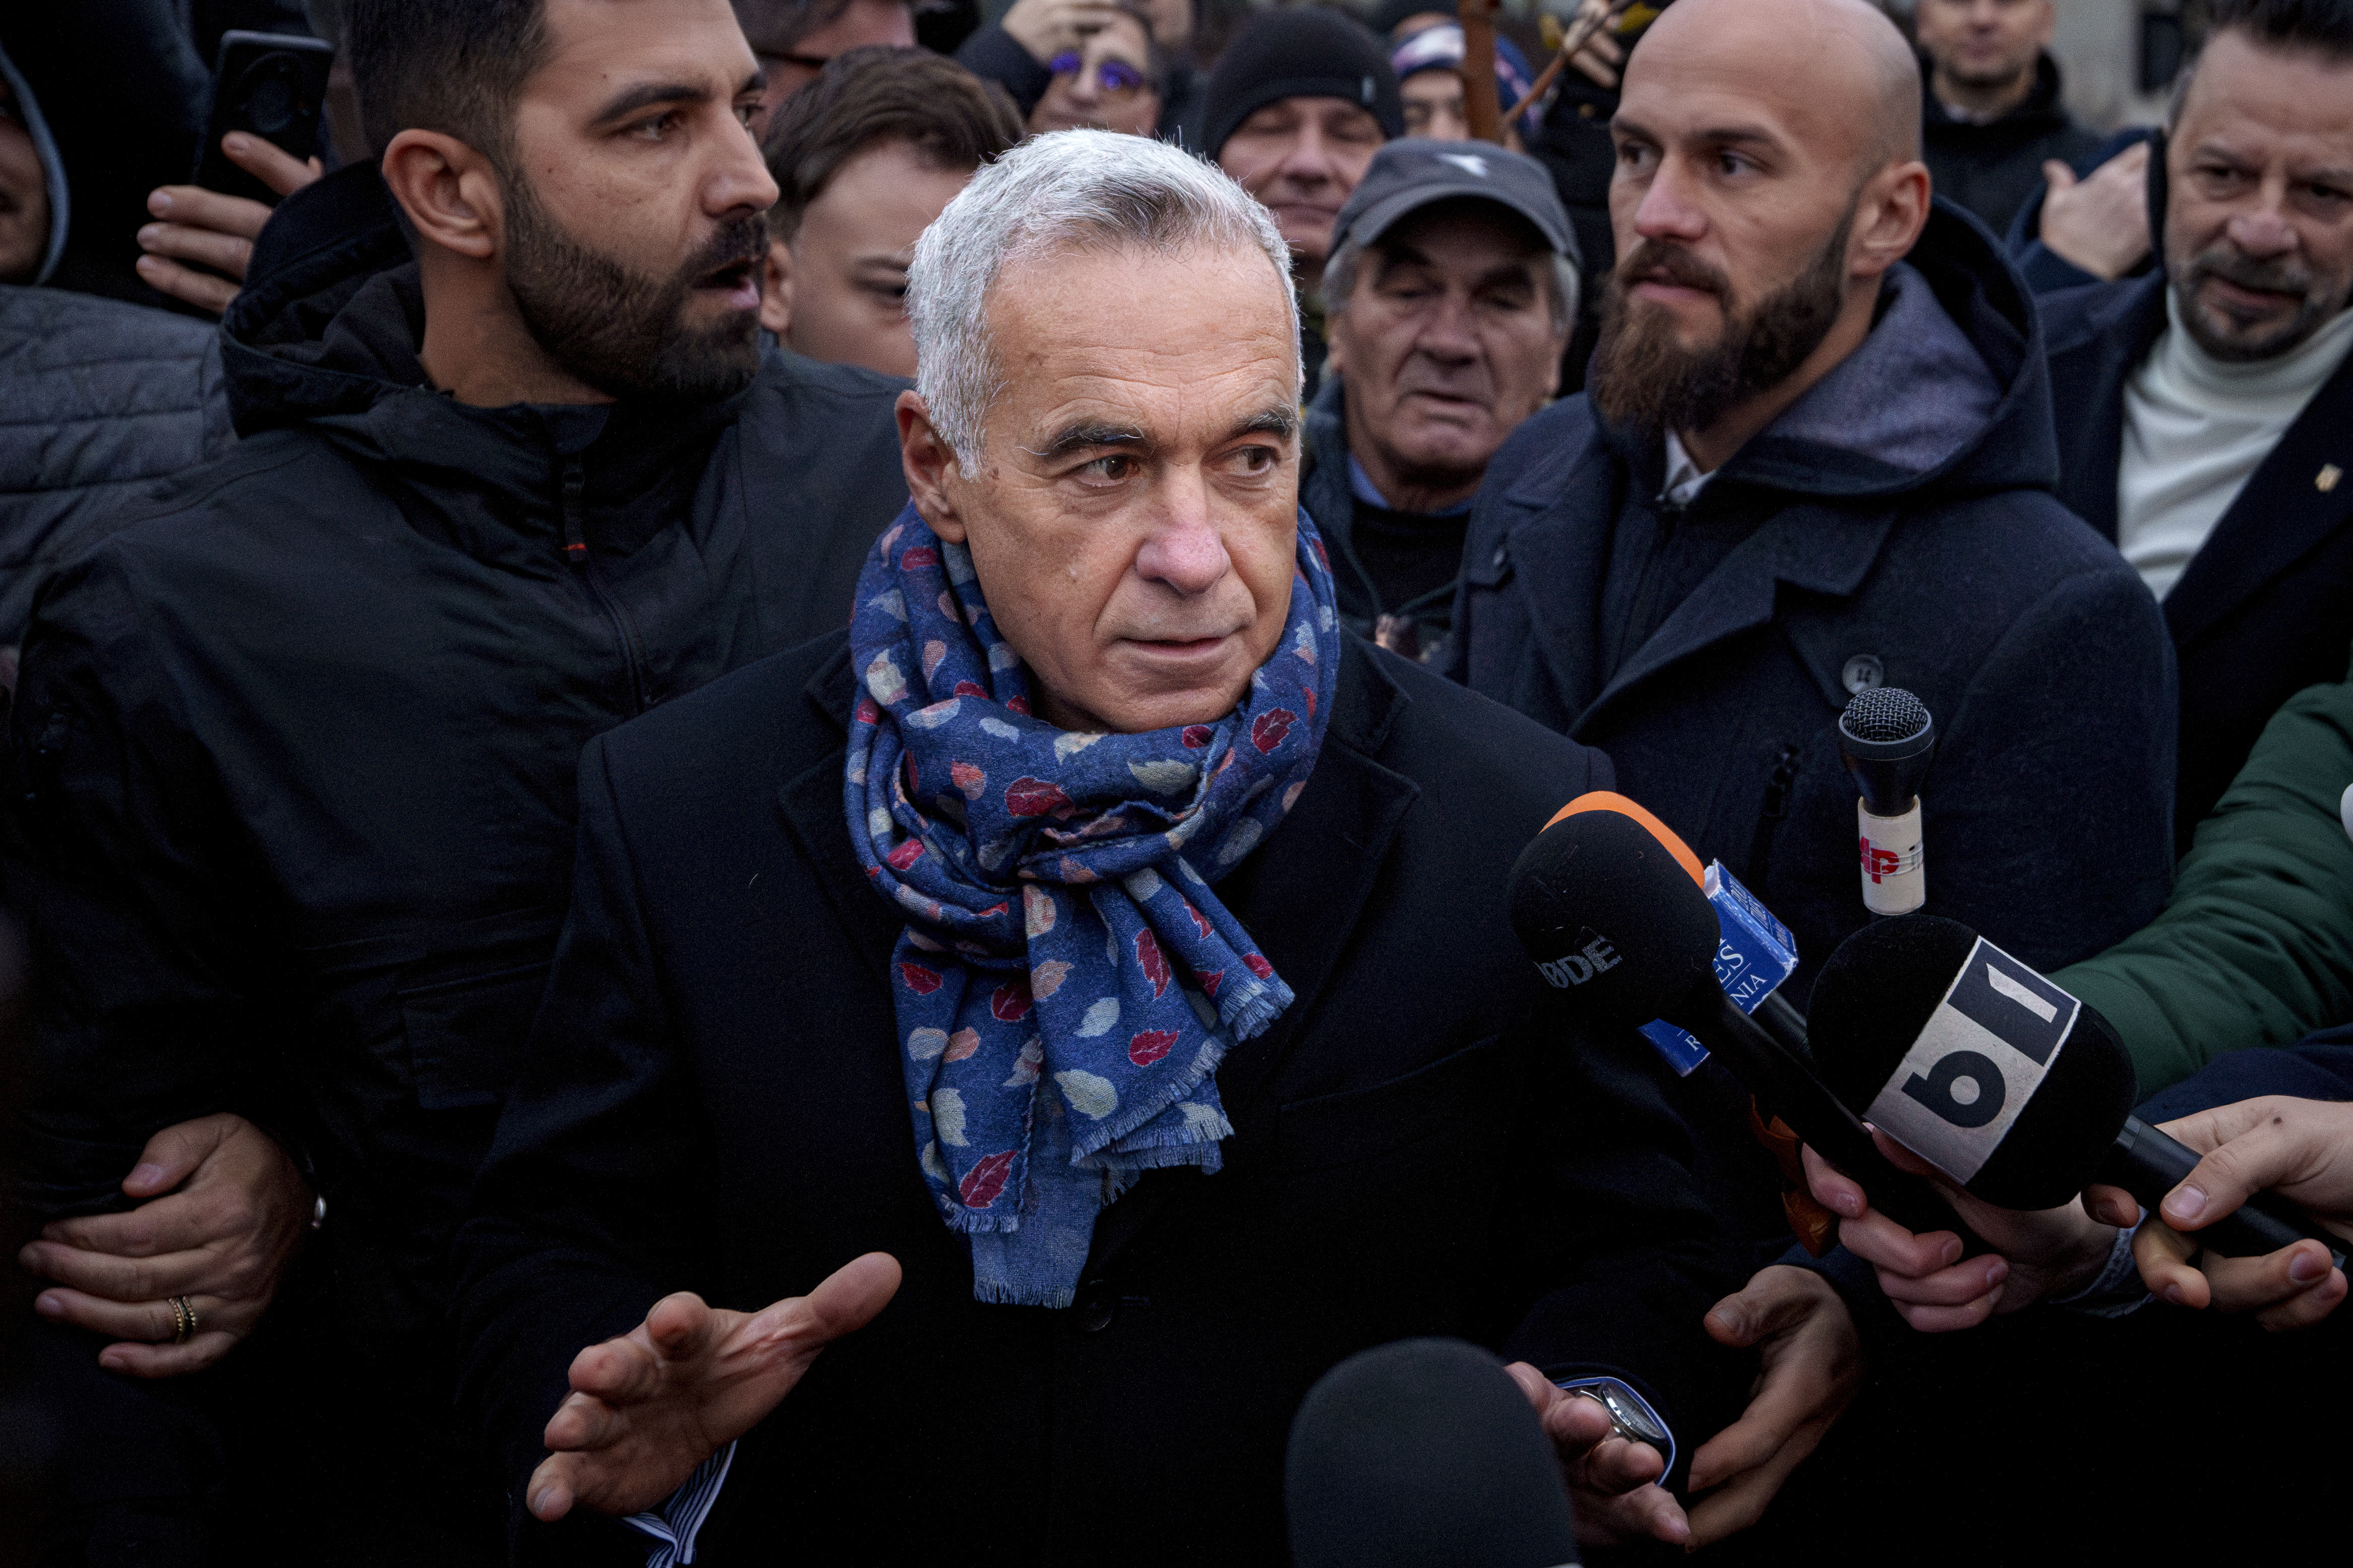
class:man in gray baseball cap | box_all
[1307,137,1578,661]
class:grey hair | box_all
[907,129,1300,475]
[1325,235,1581,336]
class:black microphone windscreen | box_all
[1286,1339,1580,1568]
[1504,806,1718,1029]
[1809,915,2139,1210]
[1840,686,1931,747]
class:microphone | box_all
[1809,914,2348,1264]
[1839,687,1935,916]
[1286,1338,1580,1568]
[1504,793,1973,1241]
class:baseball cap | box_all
[1330,137,1579,264]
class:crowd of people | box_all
[2,0,2350,1563]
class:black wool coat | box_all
[453,632,1753,1565]
[2043,270,2353,846]
[1443,207,2178,1239]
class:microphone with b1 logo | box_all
[1808,913,2348,1265]
[1839,686,1935,916]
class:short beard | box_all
[501,167,768,405]
[1587,200,1857,443]
[2171,241,2345,363]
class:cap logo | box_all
[1437,152,1490,178]
[1362,75,1374,104]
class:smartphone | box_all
[190,30,335,205]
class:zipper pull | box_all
[561,454,588,567]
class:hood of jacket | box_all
[219,159,749,558]
[1594,198,2059,507]
[1921,50,2076,144]
[0,38,70,286]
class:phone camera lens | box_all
[246,71,297,135]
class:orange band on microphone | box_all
[1542,791,1707,887]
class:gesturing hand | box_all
[529,1252,903,1522]
[1800,1133,2116,1332]
[1501,1361,1688,1549]
[20,1112,312,1377]
[136,132,322,314]
[1683,1265,1862,1547]
[2086,1096,2353,1330]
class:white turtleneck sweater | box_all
[2117,293,2353,599]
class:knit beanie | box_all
[1203,8,1405,159]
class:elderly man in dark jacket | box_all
[451,130,1811,1566]
[6,1,907,1558]
[1445,0,2174,1238]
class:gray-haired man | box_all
[451,130,1836,1562]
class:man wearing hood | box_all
[1914,0,2102,235]
[6,0,907,1555]
[0,47,235,652]
[1444,0,2175,1236]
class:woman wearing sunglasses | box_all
[1028,5,1164,138]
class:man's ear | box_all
[1851,160,1932,282]
[896,390,971,543]
[760,238,794,336]
[381,129,505,263]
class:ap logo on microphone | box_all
[1862,937,2079,1181]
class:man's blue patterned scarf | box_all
[843,505,1342,1307]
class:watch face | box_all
[1598,1387,1670,1446]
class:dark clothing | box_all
[1919,52,2103,237]
[1299,378,1471,660]
[2003,127,2159,295]
[2138,1037,2353,1121]
[0,285,233,645]
[2042,270,2353,845]
[0,5,221,309]
[453,632,1751,1564]
[1444,204,2176,1238]
[2,158,910,1558]
[953,23,1209,148]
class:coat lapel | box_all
[1495,422,1620,719]
[2045,274,2166,542]
[773,646,904,992]
[2163,346,2353,649]
[1573,500,1900,735]
[1082,638,1422,1270]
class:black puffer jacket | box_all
[4,162,910,1353]
[0,38,234,647]
[0,286,234,647]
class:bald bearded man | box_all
[1446,0,2175,1229]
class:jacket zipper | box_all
[561,454,650,714]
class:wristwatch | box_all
[1552,1376,1676,1476]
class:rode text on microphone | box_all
[1862,934,2077,1182]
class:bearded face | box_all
[1587,199,1857,442]
[2169,238,2348,363]
[501,164,770,406]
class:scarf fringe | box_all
[971,1277,1076,1309]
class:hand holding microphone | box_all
[2084,1095,2353,1330]
[1803,914,2350,1329]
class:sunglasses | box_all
[1047,52,1150,97]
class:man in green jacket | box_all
[2055,649,2353,1095]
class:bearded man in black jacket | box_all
[5,0,907,1557]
